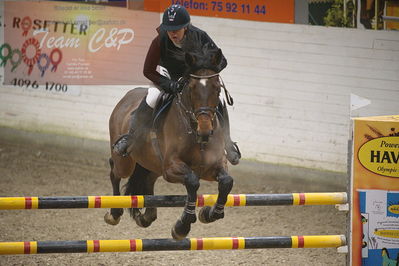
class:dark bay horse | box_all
[105,46,234,240]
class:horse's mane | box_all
[169,28,221,76]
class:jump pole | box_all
[0,192,347,210]
[0,235,346,255]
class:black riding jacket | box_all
[143,25,227,93]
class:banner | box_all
[144,0,295,23]
[1,1,159,88]
[351,115,399,265]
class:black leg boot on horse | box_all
[113,99,154,157]
[218,102,241,165]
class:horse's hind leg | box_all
[199,169,233,223]
[104,158,124,225]
[131,173,158,228]
[125,164,158,228]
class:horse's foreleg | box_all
[199,169,233,223]
[104,158,124,225]
[171,171,199,240]
[184,172,200,223]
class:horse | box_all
[104,46,234,240]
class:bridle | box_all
[190,73,220,123]
[189,73,219,79]
[176,72,221,137]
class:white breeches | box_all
[146,87,161,108]
[145,66,169,108]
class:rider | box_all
[113,4,241,165]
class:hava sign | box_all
[358,136,399,178]
[2,1,158,85]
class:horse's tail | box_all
[123,163,150,216]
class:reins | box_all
[176,92,195,135]
[218,76,234,106]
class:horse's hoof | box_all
[226,152,240,165]
[171,220,190,240]
[198,206,214,224]
[226,143,241,165]
[104,212,121,225]
[135,215,153,228]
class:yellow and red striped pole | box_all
[0,192,347,210]
[0,235,346,255]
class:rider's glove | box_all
[167,78,187,94]
[168,81,182,94]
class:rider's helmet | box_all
[161,5,190,31]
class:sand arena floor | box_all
[0,139,347,265]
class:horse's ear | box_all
[185,52,196,67]
[211,48,222,66]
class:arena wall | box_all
[1,13,398,173]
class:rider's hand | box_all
[168,79,187,94]
[168,81,181,94]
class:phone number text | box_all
[172,0,266,15]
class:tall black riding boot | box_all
[218,102,241,165]
[113,99,154,157]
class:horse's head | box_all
[184,47,223,142]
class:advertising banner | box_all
[1,1,158,90]
[144,0,295,23]
[351,115,399,265]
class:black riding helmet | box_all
[161,4,190,31]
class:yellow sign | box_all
[351,115,399,266]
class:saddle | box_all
[152,92,174,131]
[150,92,175,163]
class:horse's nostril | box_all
[196,127,213,137]
[196,134,210,143]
